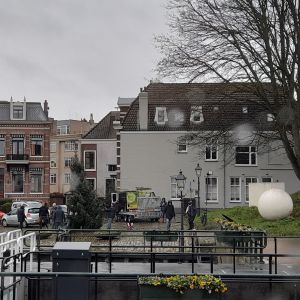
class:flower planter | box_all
[139,286,220,300]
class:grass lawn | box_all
[195,191,300,236]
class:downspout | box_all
[223,139,226,208]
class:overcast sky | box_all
[0,0,168,122]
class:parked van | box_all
[11,201,42,211]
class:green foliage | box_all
[68,157,104,229]
[195,194,300,236]
[0,200,13,213]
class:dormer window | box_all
[242,107,248,114]
[10,101,26,120]
[177,139,187,153]
[267,113,274,122]
[155,107,168,124]
[190,106,204,123]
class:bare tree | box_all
[156,0,300,179]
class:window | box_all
[50,142,56,152]
[12,170,24,193]
[50,174,57,184]
[57,125,70,135]
[235,146,257,165]
[242,107,248,114]
[65,140,78,151]
[262,177,272,183]
[190,106,204,123]
[213,106,219,112]
[64,173,71,184]
[12,137,24,155]
[245,177,258,202]
[108,164,117,172]
[84,151,96,170]
[205,177,218,202]
[267,113,274,122]
[86,178,96,190]
[64,157,73,167]
[230,177,241,202]
[31,136,43,156]
[0,138,5,156]
[50,158,57,168]
[177,140,187,153]
[13,105,24,119]
[170,176,179,199]
[205,145,218,160]
[30,169,43,193]
[154,107,168,124]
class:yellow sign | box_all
[127,192,137,209]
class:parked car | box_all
[11,201,42,211]
[2,207,40,227]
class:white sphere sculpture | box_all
[258,188,293,220]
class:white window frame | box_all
[84,150,96,171]
[50,174,57,185]
[64,140,78,151]
[57,125,70,135]
[177,139,187,153]
[235,146,257,166]
[154,107,168,125]
[205,177,218,203]
[170,176,180,200]
[50,158,57,168]
[86,178,96,190]
[245,177,258,202]
[190,106,204,124]
[205,145,218,161]
[64,173,71,184]
[11,103,26,120]
[64,157,73,167]
[230,177,241,202]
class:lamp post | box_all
[195,163,202,217]
[176,170,186,252]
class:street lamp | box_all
[195,163,202,217]
[176,170,186,252]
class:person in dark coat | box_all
[160,198,167,222]
[165,201,175,230]
[186,201,196,230]
[53,206,65,229]
[106,203,116,230]
[39,203,49,229]
[125,214,134,230]
[17,205,26,229]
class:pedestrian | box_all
[50,203,57,227]
[186,201,196,230]
[39,202,49,229]
[160,197,167,222]
[53,205,65,229]
[125,214,134,230]
[106,203,116,230]
[17,205,26,229]
[165,201,175,231]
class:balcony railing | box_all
[6,154,29,163]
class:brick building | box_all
[0,99,52,203]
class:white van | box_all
[11,201,42,211]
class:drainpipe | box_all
[223,139,226,208]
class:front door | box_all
[0,168,4,199]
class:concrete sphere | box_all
[258,189,293,220]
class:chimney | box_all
[44,100,49,118]
[139,92,148,130]
[89,113,94,125]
